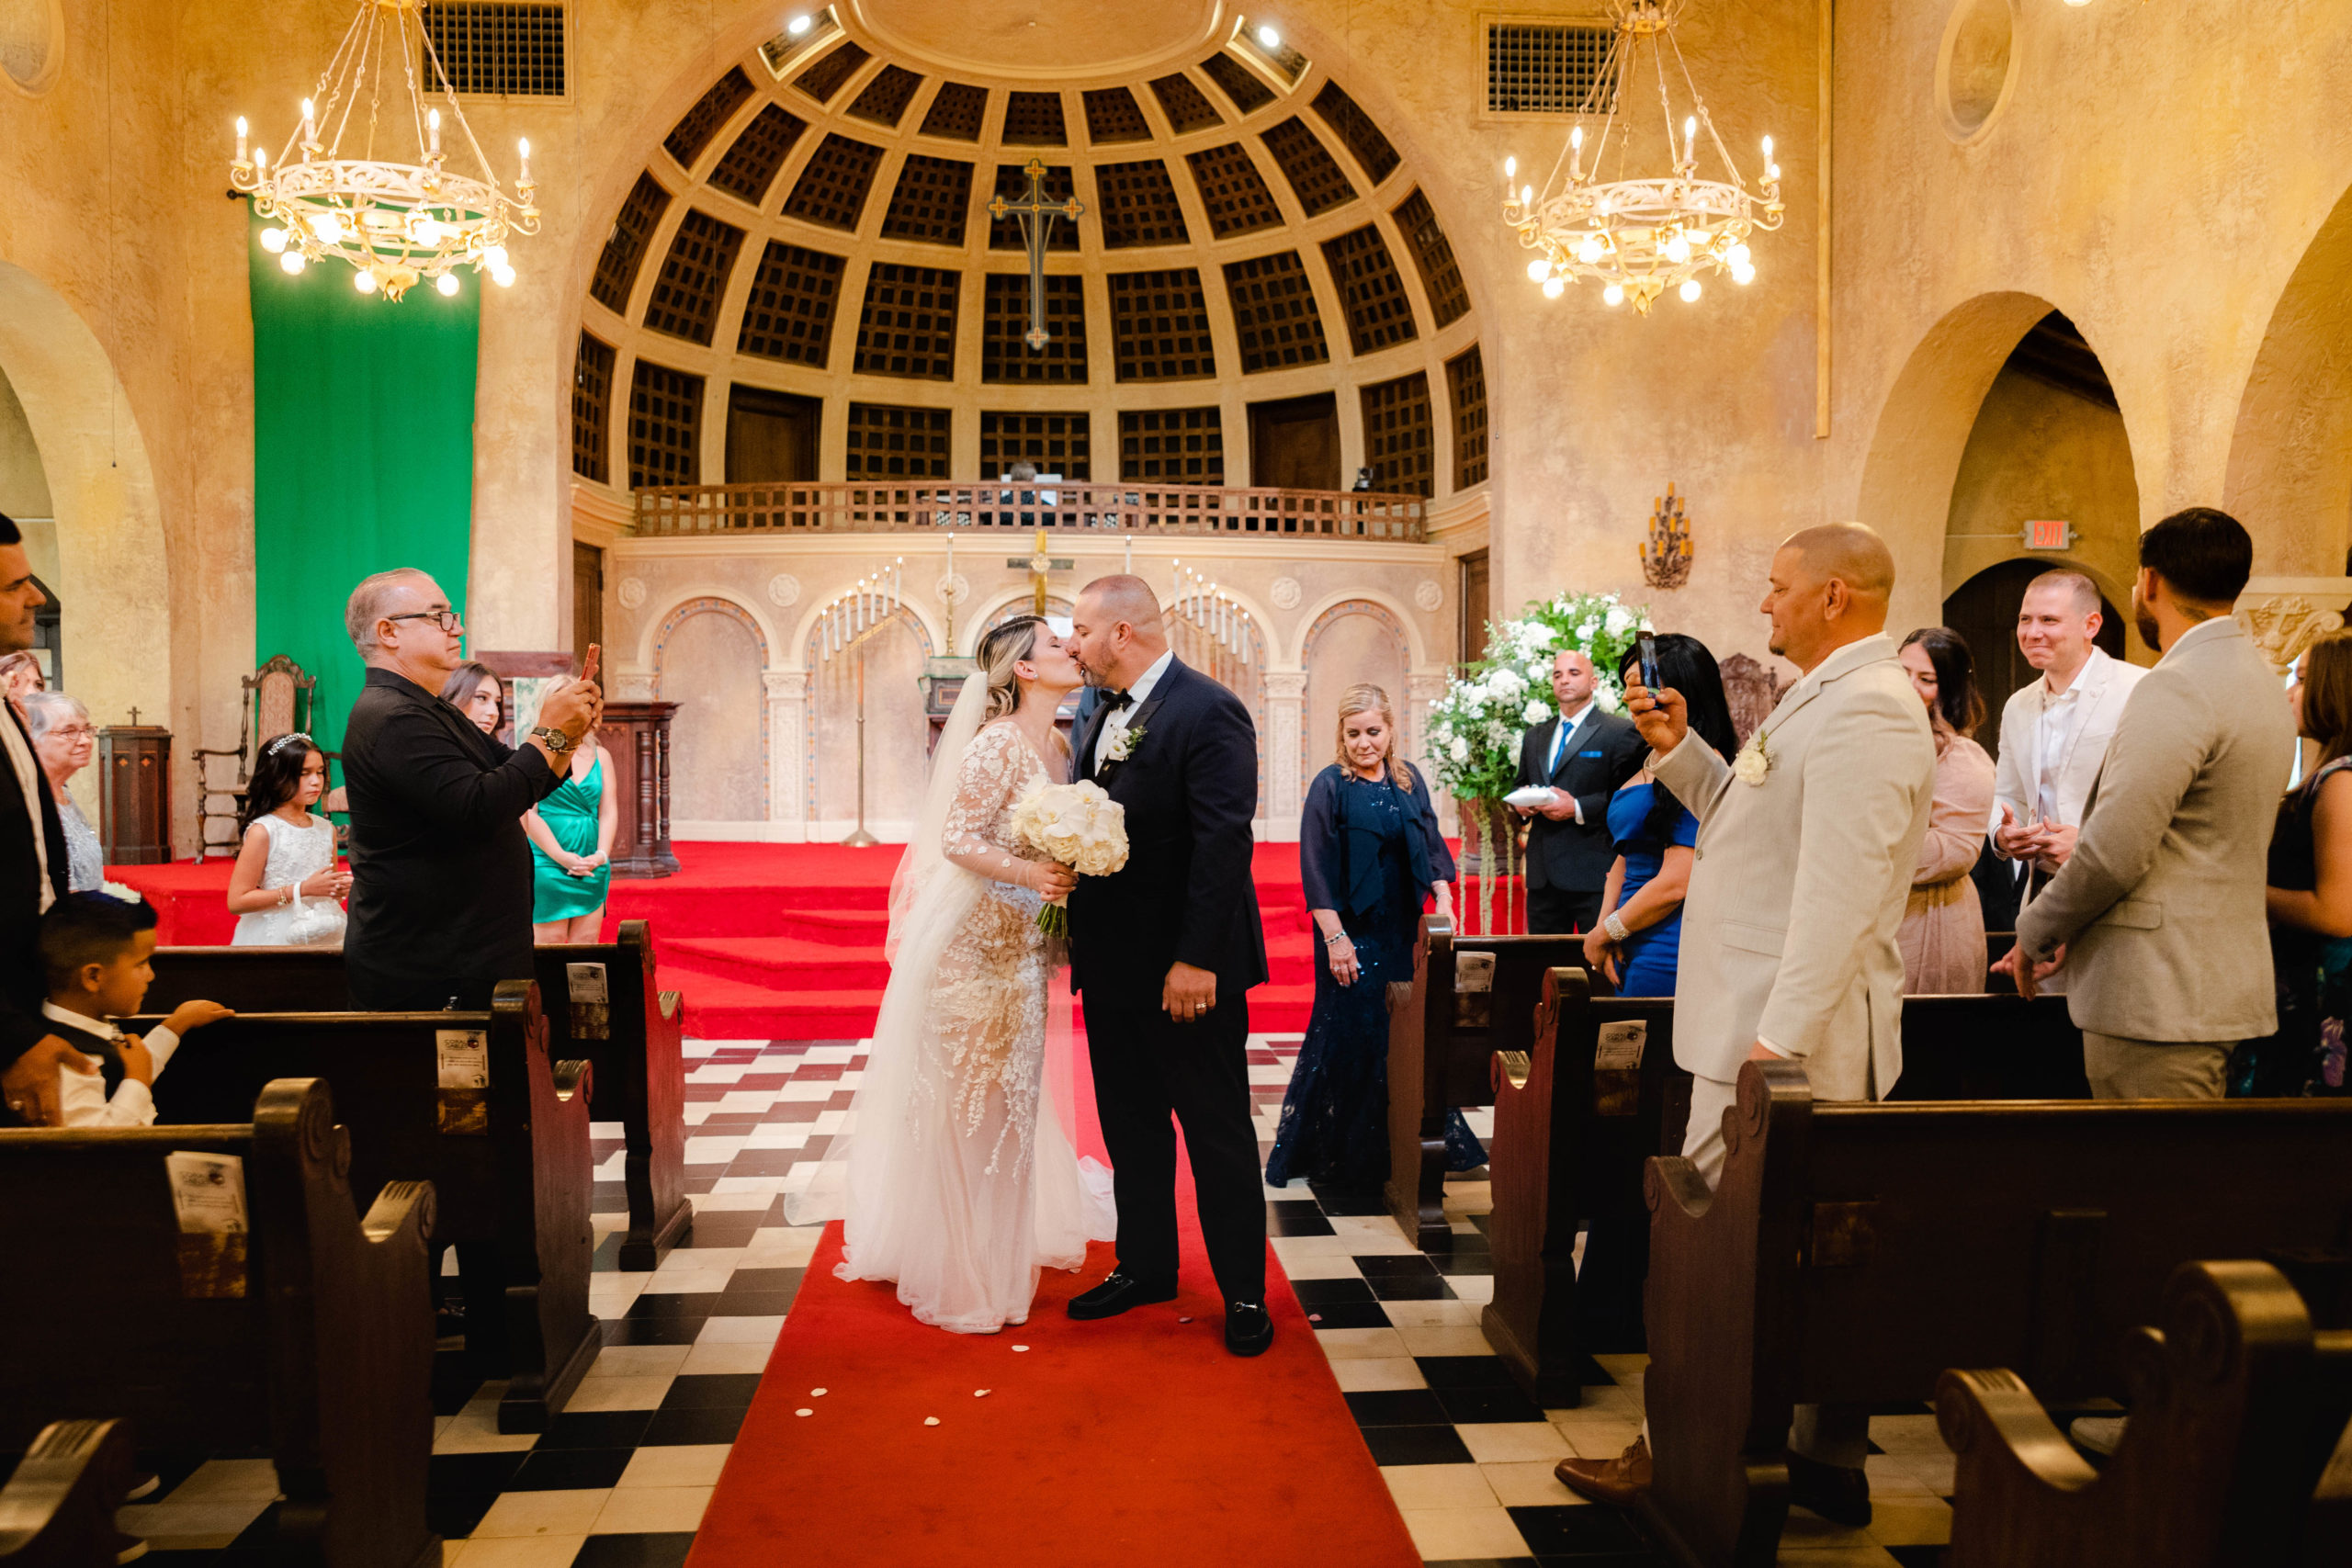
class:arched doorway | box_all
[2224,177,2352,574]
[1941,558,2125,761]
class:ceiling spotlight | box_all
[787,12,813,34]
[1257,24,1281,50]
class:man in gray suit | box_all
[1998,508,2293,1099]
[1556,523,1937,1526]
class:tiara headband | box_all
[263,732,315,756]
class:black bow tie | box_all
[1103,689,1134,711]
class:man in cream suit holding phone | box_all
[1990,570,2146,976]
[1555,523,1936,1527]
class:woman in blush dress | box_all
[1895,627,1996,993]
[1264,683,1476,1193]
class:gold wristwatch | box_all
[531,725,577,755]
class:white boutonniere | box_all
[1104,724,1146,763]
[1733,729,1773,787]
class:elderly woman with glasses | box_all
[22,692,98,891]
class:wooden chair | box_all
[194,655,316,862]
[0,1077,437,1568]
[1385,914,1587,1250]
[0,1419,138,1568]
[1639,1060,2352,1568]
[139,982,597,1432]
[1937,1258,2352,1568]
[1485,965,1689,1405]
[147,919,691,1270]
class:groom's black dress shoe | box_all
[1067,1270,1177,1321]
[1225,1301,1273,1357]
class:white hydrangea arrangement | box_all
[1426,591,1653,932]
[1009,778,1129,936]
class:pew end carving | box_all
[0,1418,137,1567]
[1484,964,1690,1407]
[1937,1260,2352,1568]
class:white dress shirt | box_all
[0,705,51,912]
[2033,679,2087,826]
[1092,649,1173,773]
[49,999,181,1128]
[1545,699,1598,822]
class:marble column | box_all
[766,669,809,840]
[1265,670,1307,841]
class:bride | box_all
[787,614,1115,1332]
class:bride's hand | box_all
[1031,862,1078,899]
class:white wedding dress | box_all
[786,679,1114,1333]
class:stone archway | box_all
[1855,291,2078,637]
[0,262,171,754]
[654,595,773,824]
[2223,178,2352,576]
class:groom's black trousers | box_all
[1081,990,1268,1304]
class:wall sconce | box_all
[1642,483,1693,590]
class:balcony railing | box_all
[630,480,1429,543]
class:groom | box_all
[1065,575,1273,1356]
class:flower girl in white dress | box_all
[225,733,351,947]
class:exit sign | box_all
[2022,519,2075,551]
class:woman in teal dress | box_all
[524,736,618,941]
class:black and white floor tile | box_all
[110,1035,1957,1567]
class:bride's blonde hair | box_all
[976,615,1046,721]
[1333,683,1416,789]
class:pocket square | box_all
[1579,750,1604,758]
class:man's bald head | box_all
[1762,522,1895,672]
[1070,574,1170,691]
[1780,523,1897,603]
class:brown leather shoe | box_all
[1555,1434,1652,1506]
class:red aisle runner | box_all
[684,984,1419,1568]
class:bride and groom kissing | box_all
[786,574,1275,1357]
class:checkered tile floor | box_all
[115,1035,1959,1567]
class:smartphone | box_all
[1636,632,1660,693]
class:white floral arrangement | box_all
[1009,778,1130,936]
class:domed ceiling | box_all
[573,8,1487,502]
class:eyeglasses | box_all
[48,725,95,740]
[387,609,463,633]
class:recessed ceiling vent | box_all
[424,3,568,97]
[1484,21,1611,115]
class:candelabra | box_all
[1642,483,1694,590]
[817,558,905,848]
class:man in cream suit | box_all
[1990,571,2146,980]
[2000,509,2292,1099]
[1556,523,1936,1527]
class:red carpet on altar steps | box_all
[111,841,1330,1040]
[684,1014,1421,1568]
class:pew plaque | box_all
[600,701,679,877]
[97,724,173,864]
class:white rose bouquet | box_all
[1008,778,1130,937]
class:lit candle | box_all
[235,116,249,163]
[427,108,442,156]
[893,557,903,613]
[1684,116,1698,166]
[1123,534,1133,574]
[301,97,316,148]
[517,138,531,183]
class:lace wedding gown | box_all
[789,711,1114,1334]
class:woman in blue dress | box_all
[1266,683,1484,1192]
[1582,635,1740,996]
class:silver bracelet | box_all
[1602,912,1630,943]
[1324,931,1351,948]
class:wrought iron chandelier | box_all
[1499,0,1782,315]
[229,0,538,302]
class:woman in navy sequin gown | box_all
[1265,683,1483,1193]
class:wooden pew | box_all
[139,982,598,1433]
[1936,1259,2352,1568]
[1385,914,1588,1250]
[1639,1060,2352,1568]
[1484,977,2083,1408]
[143,919,692,1269]
[0,1078,437,1568]
[0,1419,136,1568]
[1485,965,1689,1405]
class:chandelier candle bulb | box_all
[235,117,248,163]
[427,108,441,156]
[518,139,532,184]
[436,274,458,298]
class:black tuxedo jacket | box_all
[0,702,72,1066]
[342,666,563,1004]
[1515,706,1646,893]
[1066,658,1268,999]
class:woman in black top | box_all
[1265,683,1479,1191]
[2247,629,2352,1095]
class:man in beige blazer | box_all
[1556,523,1936,1527]
[2000,509,2294,1099]
[1990,573,2147,981]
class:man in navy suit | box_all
[1512,649,1646,934]
[1063,575,1273,1357]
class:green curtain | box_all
[248,202,479,751]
